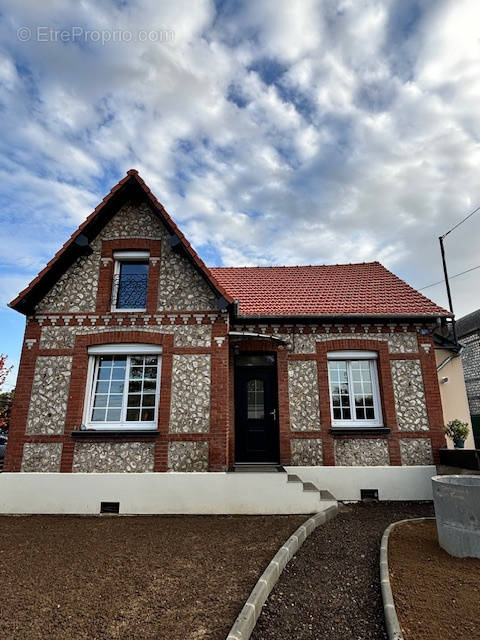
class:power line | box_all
[441,203,480,238]
[419,263,480,291]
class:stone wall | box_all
[21,443,63,472]
[286,331,418,355]
[399,438,433,465]
[288,361,321,431]
[157,239,217,311]
[169,354,211,433]
[26,356,72,434]
[39,324,212,350]
[167,441,209,471]
[334,438,390,466]
[290,438,323,465]
[460,332,480,415]
[391,359,429,431]
[72,442,155,472]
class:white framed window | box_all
[112,250,150,311]
[327,351,383,428]
[84,344,162,430]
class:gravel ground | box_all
[252,501,434,640]
[0,514,305,640]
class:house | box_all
[434,331,476,449]
[456,310,480,447]
[5,170,451,484]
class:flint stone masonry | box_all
[72,442,155,472]
[21,443,63,472]
[334,438,390,466]
[157,238,217,311]
[291,438,323,466]
[26,356,72,434]
[169,354,211,433]
[399,438,433,465]
[168,441,209,471]
[101,201,163,240]
[288,361,321,431]
[391,359,429,431]
[290,331,418,354]
[39,324,212,349]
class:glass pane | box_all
[116,261,148,309]
[130,367,144,379]
[106,409,121,421]
[144,367,157,379]
[109,381,124,394]
[142,394,156,407]
[333,408,341,420]
[108,394,123,407]
[145,356,157,365]
[92,409,106,421]
[237,354,275,367]
[141,408,154,421]
[129,380,142,393]
[247,379,264,419]
[131,356,145,366]
[127,394,141,407]
[98,366,111,380]
[126,408,140,421]
[144,379,156,391]
[93,394,108,408]
[96,381,109,394]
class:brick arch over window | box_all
[315,338,400,465]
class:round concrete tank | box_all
[432,475,480,558]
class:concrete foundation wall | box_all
[286,465,437,500]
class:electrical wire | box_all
[419,263,480,291]
[441,203,480,238]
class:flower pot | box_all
[454,439,465,449]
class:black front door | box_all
[234,353,279,463]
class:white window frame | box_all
[111,250,150,312]
[327,350,383,429]
[83,344,162,431]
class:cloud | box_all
[0,0,479,343]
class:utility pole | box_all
[438,234,458,345]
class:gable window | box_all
[112,251,149,311]
[84,344,161,430]
[327,351,383,428]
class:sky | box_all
[1,0,480,388]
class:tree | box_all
[0,355,13,433]
[0,389,14,432]
[0,354,12,390]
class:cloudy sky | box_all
[1,0,480,386]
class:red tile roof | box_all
[210,263,450,318]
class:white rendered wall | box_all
[286,465,437,501]
[0,472,325,515]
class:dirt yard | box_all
[252,501,434,640]
[389,520,480,640]
[0,514,305,640]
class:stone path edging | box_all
[226,503,338,640]
[380,516,436,640]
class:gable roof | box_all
[456,308,480,337]
[210,263,451,319]
[9,170,233,314]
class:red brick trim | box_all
[3,322,41,472]
[96,239,162,314]
[418,338,446,462]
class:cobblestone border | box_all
[380,516,435,640]
[226,502,338,640]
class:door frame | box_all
[233,351,280,464]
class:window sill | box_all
[71,429,160,439]
[329,427,391,436]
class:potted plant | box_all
[444,419,470,449]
